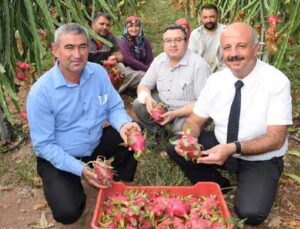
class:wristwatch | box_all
[234,141,242,154]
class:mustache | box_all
[227,56,245,62]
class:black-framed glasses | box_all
[163,37,185,45]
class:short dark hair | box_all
[200,3,218,15]
[163,24,187,40]
[93,12,111,22]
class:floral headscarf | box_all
[122,16,146,60]
[175,18,191,39]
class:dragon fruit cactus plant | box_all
[170,129,203,161]
[125,128,147,160]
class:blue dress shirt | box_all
[27,62,132,176]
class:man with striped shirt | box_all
[133,24,210,135]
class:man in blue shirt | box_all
[26,23,139,224]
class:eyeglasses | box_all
[163,37,185,45]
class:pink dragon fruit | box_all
[89,156,114,188]
[126,128,147,160]
[170,129,203,161]
[150,102,166,123]
[166,198,190,217]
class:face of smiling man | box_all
[52,32,89,81]
[220,22,260,79]
[163,28,188,63]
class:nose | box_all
[73,47,82,58]
[170,40,177,46]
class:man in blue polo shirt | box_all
[27,23,139,224]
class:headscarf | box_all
[122,16,146,60]
[175,18,191,39]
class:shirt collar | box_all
[160,49,190,68]
[240,59,260,88]
[53,62,92,88]
[227,59,259,88]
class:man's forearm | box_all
[239,125,287,155]
[172,102,195,118]
[181,115,203,138]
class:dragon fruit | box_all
[88,156,114,188]
[150,102,166,123]
[166,198,190,217]
[170,129,203,161]
[268,15,280,25]
[126,128,147,160]
[102,59,124,90]
[16,71,26,81]
[16,61,32,70]
[99,190,228,229]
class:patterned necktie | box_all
[227,80,244,143]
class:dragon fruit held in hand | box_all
[126,128,147,160]
[102,59,124,90]
[150,102,167,123]
[88,156,114,188]
[170,129,203,161]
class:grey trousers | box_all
[132,93,186,135]
[118,64,145,94]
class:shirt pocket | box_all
[177,78,194,99]
[91,94,108,119]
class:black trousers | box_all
[167,131,284,225]
[37,126,137,224]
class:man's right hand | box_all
[145,96,157,114]
[82,166,111,189]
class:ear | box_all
[51,43,59,57]
[254,43,260,56]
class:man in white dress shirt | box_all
[167,22,292,226]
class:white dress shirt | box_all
[194,59,293,161]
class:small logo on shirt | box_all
[98,94,108,105]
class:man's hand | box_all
[196,143,236,165]
[82,166,111,189]
[108,55,117,62]
[158,110,177,125]
[145,96,157,114]
[119,122,141,144]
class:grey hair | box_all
[54,23,88,45]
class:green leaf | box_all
[0,64,5,74]
[284,173,300,185]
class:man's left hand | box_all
[158,110,176,125]
[197,143,235,165]
[108,55,117,62]
[120,122,141,144]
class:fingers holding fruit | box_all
[120,122,141,144]
[84,157,114,189]
[170,129,203,162]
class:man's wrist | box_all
[234,141,242,154]
[137,91,150,104]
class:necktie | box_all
[227,80,244,143]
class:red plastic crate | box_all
[91,182,233,229]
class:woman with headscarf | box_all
[118,16,153,72]
[175,18,191,40]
